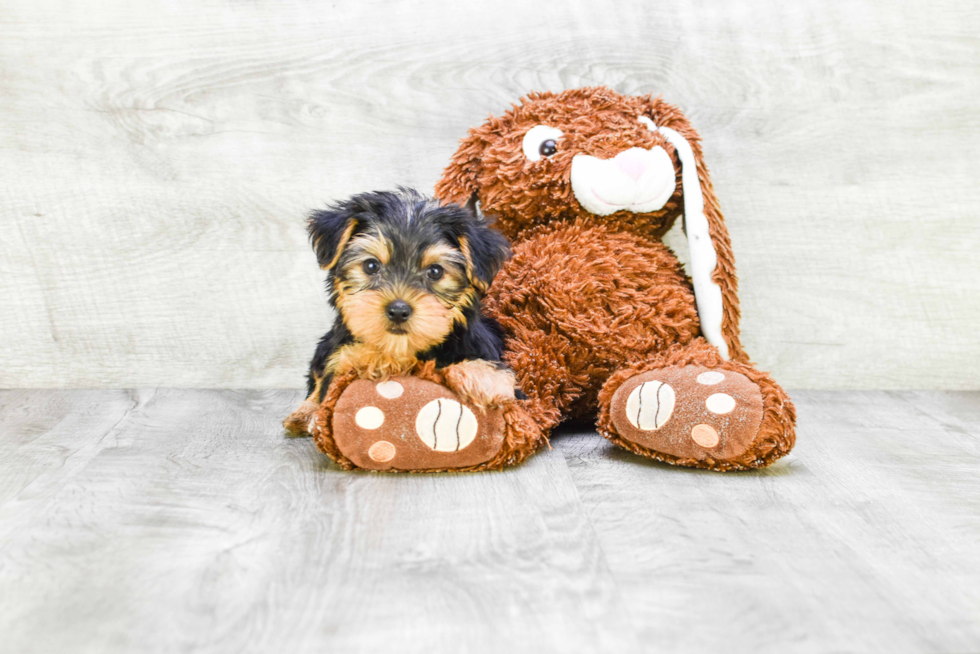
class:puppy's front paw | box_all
[283,399,319,435]
[443,360,517,409]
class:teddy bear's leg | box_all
[597,338,796,471]
[309,368,544,472]
[496,325,596,433]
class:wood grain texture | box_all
[1,0,978,389]
[2,389,978,653]
[0,389,639,654]
[553,391,980,653]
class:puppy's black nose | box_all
[386,299,413,324]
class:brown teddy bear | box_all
[307,86,795,472]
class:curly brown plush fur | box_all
[437,87,745,361]
[435,87,796,470]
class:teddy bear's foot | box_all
[311,370,544,472]
[598,364,795,471]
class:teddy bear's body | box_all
[485,220,700,423]
[435,87,796,470]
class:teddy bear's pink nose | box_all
[615,148,650,181]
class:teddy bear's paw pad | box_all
[609,366,764,462]
[332,376,505,471]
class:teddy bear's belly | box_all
[486,222,702,388]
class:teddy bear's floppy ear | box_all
[641,100,745,362]
[307,206,358,271]
[435,126,489,208]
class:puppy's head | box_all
[309,188,509,359]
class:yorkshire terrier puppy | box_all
[284,188,516,434]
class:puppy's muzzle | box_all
[385,299,413,324]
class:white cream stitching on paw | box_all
[625,381,675,430]
[705,393,736,415]
[368,440,396,462]
[375,380,404,399]
[691,424,720,447]
[355,406,385,430]
[415,399,478,452]
[697,371,725,385]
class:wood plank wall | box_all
[1,0,977,388]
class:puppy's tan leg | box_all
[283,393,320,435]
[443,360,516,409]
[285,370,330,435]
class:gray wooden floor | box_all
[1,390,978,654]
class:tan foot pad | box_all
[332,376,505,471]
[609,366,764,462]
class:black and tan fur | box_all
[284,188,514,434]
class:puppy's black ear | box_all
[308,207,358,270]
[458,210,511,294]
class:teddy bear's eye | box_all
[522,125,564,162]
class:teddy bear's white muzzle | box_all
[570,146,676,216]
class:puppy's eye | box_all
[522,125,564,162]
[362,259,381,275]
[425,264,444,281]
